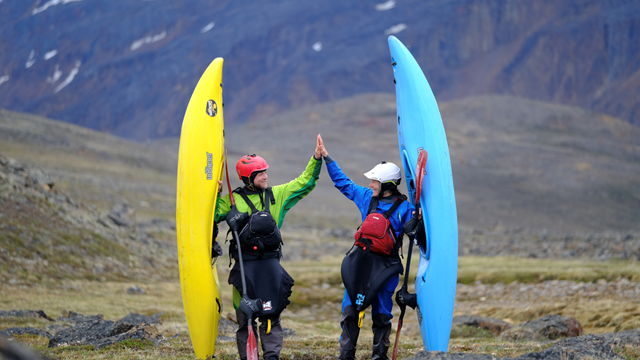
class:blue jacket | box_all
[326,158,414,239]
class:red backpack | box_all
[354,197,404,255]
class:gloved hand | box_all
[212,240,223,258]
[239,295,263,319]
[395,286,417,310]
[403,211,422,239]
[225,207,249,232]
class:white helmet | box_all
[364,161,402,185]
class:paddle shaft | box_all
[224,152,259,360]
[393,150,428,360]
[224,152,248,296]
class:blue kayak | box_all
[388,36,458,352]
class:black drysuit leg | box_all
[338,305,361,360]
[371,313,392,360]
[236,308,283,360]
[235,307,259,360]
[258,316,283,360]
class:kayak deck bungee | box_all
[176,57,225,359]
[388,36,458,352]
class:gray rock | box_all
[0,327,53,339]
[452,315,511,335]
[498,314,583,341]
[108,201,136,228]
[515,334,626,360]
[283,327,296,337]
[218,316,238,334]
[216,335,236,343]
[48,318,163,349]
[116,313,162,326]
[56,311,104,323]
[28,168,54,188]
[0,310,54,321]
[89,324,163,349]
[127,285,146,295]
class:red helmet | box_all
[236,154,269,181]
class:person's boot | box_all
[259,316,283,360]
[338,305,361,360]
[371,313,392,360]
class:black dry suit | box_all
[226,187,294,319]
[341,196,406,312]
[324,156,415,360]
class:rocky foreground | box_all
[1,308,639,360]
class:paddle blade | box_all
[392,319,403,360]
[247,325,258,360]
[414,150,428,204]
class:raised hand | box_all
[316,134,328,158]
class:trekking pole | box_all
[392,150,427,360]
[224,151,260,360]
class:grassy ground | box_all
[2,255,640,359]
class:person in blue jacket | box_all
[317,135,417,360]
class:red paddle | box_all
[392,149,428,360]
[224,151,259,360]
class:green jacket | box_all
[215,156,322,227]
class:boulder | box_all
[0,310,54,321]
[116,312,162,326]
[126,285,146,295]
[498,314,583,341]
[0,327,53,339]
[56,311,103,323]
[108,201,136,228]
[515,334,626,360]
[452,315,511,335]
[48,318,163,349]
[218,316,238,334]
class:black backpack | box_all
[235,188,283,258]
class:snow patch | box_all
[384,23,407,35]
[54,61,81,93]
[312,42,322,52]
[201,22,215,34]
[0,75,9,86]
[130,31,166,51]
[33,0,83,15]
[25,50,36,69]
[47,64,62,84]
[45,50,58,60]
[375,0,396,11]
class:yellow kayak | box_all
[176,57,225,359]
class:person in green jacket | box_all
[214,135,324,360]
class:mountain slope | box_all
[1,93,639,235]
[226,93,640,232]
[0,0,638,140]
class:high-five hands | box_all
[315,134,328,159]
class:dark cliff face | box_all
[0,0,638,140]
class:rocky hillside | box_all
[0,0,638,140]
[0,153,178,285]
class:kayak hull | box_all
[389,36,458,352]
[176,58,225,359]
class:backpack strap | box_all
[266,187,276,206]
[236,187,274,213]
[367,197,380,215]
[382,197,404,219]
[235,187,260,213]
